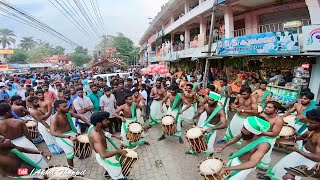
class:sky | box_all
[0,0,168,53]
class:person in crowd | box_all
[252,81,272,109]
[100,86,118,133]
[43,83,57,108]
[6,83,17,98]
[149,79,167,127]
[124,78,133,90]
[217,78,232,117]
[269,70,284,84]
[87,84,103,112]
[0,85,9,101]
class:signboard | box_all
[216,30,300,55]
[283,21,302,29]
[302,25,320,51]
[0,49,14,55]
[0,64,8,70]
[267,85,300,105]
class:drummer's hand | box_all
[117,149,127,156]
[178,110,185,115]
[46,128,51,133]
[297,115,306,121]
[121,117,126,122]
[285,135,296,142]
[205,129,212,134]
[219,168,229,178]
[189,121,195,126]
[214,147,224,153]
[284,144,298,152]
[69,136,76,141]
[140,113,145,118]
[114,135,122,140]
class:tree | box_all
[74,46,88,55]
[69,53,91,66]
[9,49,27,64]
[0,28,16,49]
[18,37,36,51]
[53,46,65,55]
[27,42,55,63]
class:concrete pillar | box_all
[309,58,320,102]
[251,13,258,34]
[224,5,234,38]
[170,14,175,24]
[244,13,252,35]
[199,16,207,46]
[306,0,320,24]
[184,27,190,49]
[184,0,190,14]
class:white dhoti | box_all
[258,137,277,170]
[267,147,316,180]
[37,119,63,154]
[136,108,145,126]
[180,103,196,123]
[95,153,124,179]
[202,123,218,154]
[11,136,48,169]
[55,131,77,159]
[149,100,167,126]
[162,107,182,138]
[198,111,207,128]
[121,117,146,148]
[72,117,81,134]
[226,157,254,180]
[223,113,247,142]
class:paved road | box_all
[33,116,304,180]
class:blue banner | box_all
[216,30,300,55]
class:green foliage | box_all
[74,46,88,55]
[53,46,65,55]
[0,28,16,49]
[18,37,36,51]
[9,49,27,64]
[69,53,91,66]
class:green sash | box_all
[66,112,78,134]
[131,102,136,118]
[87,125,119,151]
[192,82,197,92]
[222,85,230,97]
[172,93,182,110]
[227,137,271,179]
[203,106,222,127]
[260,90,271,106]
[296,101,317,135]
[10,148,42,170]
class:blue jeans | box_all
[146,99,152,116]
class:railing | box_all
[231,19,311,37]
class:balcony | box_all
[232,19,311,37]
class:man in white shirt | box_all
[100,86,117,133]
[73,87,94,133]
[16,80,26,101]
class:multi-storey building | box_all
[139,0,320,101]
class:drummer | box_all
[222,86,258,144]
[51,100,91,167]
[88,112,127,180]
[252,81,272,110]
[265,108,320,180]
[215,116,271,179]
[257,101,284,170]
[149,78,167,127]
[158,83,191,144]
[132,89,145,127]
[180,84,197,123]
[282,92,317,147]
[113,95,150,148]
[186,92,227,155]
[10,95,31,120]
[217,78,232,117]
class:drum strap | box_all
[192,82,197,92]
[66,112,78,134]
[172,93,182,110]
[131,102,136,119]
[260,90,271,106]
[222,85,229,97]
[295,100,317,136]
[10,148,41,170]
[203,106,222,127]
[12,111,21,120]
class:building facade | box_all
[139,0,320,101]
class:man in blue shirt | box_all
[0,85,9,102]
[87,84,103,112]
[6,83,17,98]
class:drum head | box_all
[186,127,203,139]
[128,123,142,133]
[45,166,74,179]
[77,134,89,143]
[124,148,138,158]
[26,121,37,127]
[283,115,296,124]
[199,158,223,175]
[279,126,295,136]
[162,115,175,125]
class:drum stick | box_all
[107,138,119,150]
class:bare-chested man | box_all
[283,92,317,147]
[28,96,63,155]
[51,100,91,167]
[113,95,149,148]
[186,92,227,155]
[0,103,48,169]
[35,89,52,116]
[257,101,284,170]
[217,78,232,116]
[215,116,271,180]
[266,108,320,180]
[223,86,258,144]
[180,84,197,123]
[158,83,191,144]
[10,95,31,120]
[132,88,145,126]
[189,75,200,92]
[149,78,167,126]
[0,135,45,178]
[88,112,128,180]
[252,81,272,112]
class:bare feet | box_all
[157,135,166,141]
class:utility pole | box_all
[203,0,218,88]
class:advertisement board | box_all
[302,25,320,51]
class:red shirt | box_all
[44,90,57,106]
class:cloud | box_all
[0,0,168,52]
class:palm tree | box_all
[18,37,36,50]
[0,28,16,49]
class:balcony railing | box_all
[232,19,311,37]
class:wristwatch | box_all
[241,109,245,113]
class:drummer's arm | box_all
[295,138,320,162]
[295,131,311,141]
[283,104,296,117]
[150,88,156,99]
[221,135,242,149]
[30,111,50,129]
[192,106,205,124]
[70,112,91,126]
[200,95,208,106]
[262,118,284,137]
[226,87,232,98]
[224,143,270,171]
[21,106,30,115]
[161,94,169,107]
[16,146,42,155]
[266,92,273,103]
[50,119,72,139]
[95,139,122,158]
[241,97,258,115]
[212,110,227,130]
[179,96,191,113]
[113,106,125,122]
